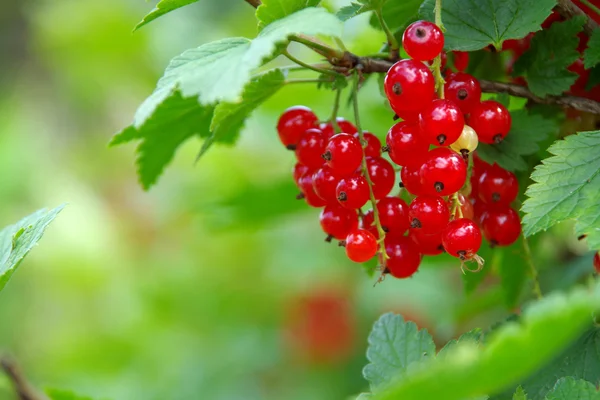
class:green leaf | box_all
[372,283,600,400]
[586,65,600,90]
[513,386,528,400]
[134,0,200,31]
[438,329,483,358]
[496,238,528,309]
[0,205,65,291]
[363,313,436,391]
[46,388,94,400]
[419,0,555,51]
[112,90,214,190]
[257,0,320,29]
[584,29,600,69]
[521,131,600,250]
[368,0,422,34]
[513,17,585,97]
[337,3,363,21]
[476,109,558,172]
[545,377,600,400]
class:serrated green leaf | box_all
[584,29,600,69]
[476,109,558,172]
[46,388,94,400]
[0,205,65,292]
[372,283,600,400]
[368,0,421,34]
[419,0,555,51]
[513,386,528,400]
[513,17,584,97]
[335,0,387,21]
[113,90,214,190]
[337,4,363,21]
[256,0,320,30]
[545,377,600,400]
[363,313,436,391]
[521,131,600,250]
[438,329,483,358]
[134,0,200,31]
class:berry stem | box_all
[352,70,388,270]
[431,0,445,98]
[522,233,543,300]
[289,34,344,60]
[374,10,400,58]
[449,192,463,219]
[282,49,339,76]
[329,87,343,134]
[285,78,335,85]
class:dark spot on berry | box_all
[382,226,389,233]
[393,82,402,96]
[434,182,444,192]
[399,181,405,188]
[410,218,422,229]
[393,114,400,121]
[437,134,447,145]
[457,88,468,100]
[438,244,445,252]
[338,240,347,247]
[489,240,498,248]
[296,193,305,200]
[493,134,504,144]
[286,144,297,151]
[492,192,501,202]
[460,149,469,160]
[325,234,333,243]
[381,145,390,153]
[338,192,348,201]
[415,27,426,38]
[457,250,467,260]
[322,150,332,161]
[383,267,390,274]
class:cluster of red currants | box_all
[276,20,523,280]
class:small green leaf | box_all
[476,109,558,172]
[0,205,65,292]
[584,29,600,69]
[419,0,555,51]
[521,131,600,250]
[363,313,436,391]
[513,17,584,97]
[545,377,600,400]
[134,0,200,31]
[337,3,363,21]
[512,386,528,400]
[257,0,320,29]
[368,0,422,34]
[46,388,94,400]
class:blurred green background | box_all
[0,1,593,399]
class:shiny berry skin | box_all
[400,165,429,196]
[419,147,467,196]
[357,131,382,158]
[410,230,444,255]
[312,165,342,203]
[320,204,359,240]
[396,108,421,122]
[442,218,482,260]
[384,59,436,113]
[452,51,469,71]
[345,229,378,262]
[293,163,312,186]
[336,173,370,209]
[478,164,519,206]
[384,236,422,279]
[444,72,482,114]
[320,118,358,138]
[481,207,521,247]
[295,128,327,169]
[366,157,395,199]
[402,20,444,61]
[419,99,465,146]
[594,252,600,273]
[469,101,512,144]
[470,153,491,198]
[386,122,428,167]
[450,125,478,157]
[408,195,450,234]
[377,197,410,237]
[277,106,318,148]
[297,173,327,207]
[323,133,364,177]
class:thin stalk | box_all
[375,10,399,54]
[431,0,445,98]
[285,78,333,84]
[450,192,464,219]
[352,71,388,272]
[580,0,600,16]
[522,234,543,299]
[289,34,342,60]
[282,50,338,76]
[330,87,343,133]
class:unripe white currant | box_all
[450,125,478,157]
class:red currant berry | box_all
[320,118,358,138]
[470,153,491,198]
[336,173,370,209]
[594,252,600,273]
[400,164,430,196]
[293,163,312,186]
[409,195,450,234]
[481,207,521,247]
[323,133,364,177]
[384,236,422,278]
[444,72,482,114]
[277,106,318,148]
[384,59,435,113]
[360,210,379,238]
[402,20,444,61]
[452,51,469,72]
[410,229,444,255]
[385,121,428,167]
[469,101,512,144]
[312,165,342,203]
[420,147,467,196]
[395,108,421,122]
[295,128,327,169]
[357,131,382,158]
[297,173,327,207]
[377,196,410,237]
[366,157,395,199]
[478,164,519,206]
[345,229,378,262]
[442,218,482,260]
[320,204,359,240]
[418,99,465,146]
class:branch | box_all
[479,79,600,114]
[244,0,262,8]
[556,0,599,36]
[1,357,46,400]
